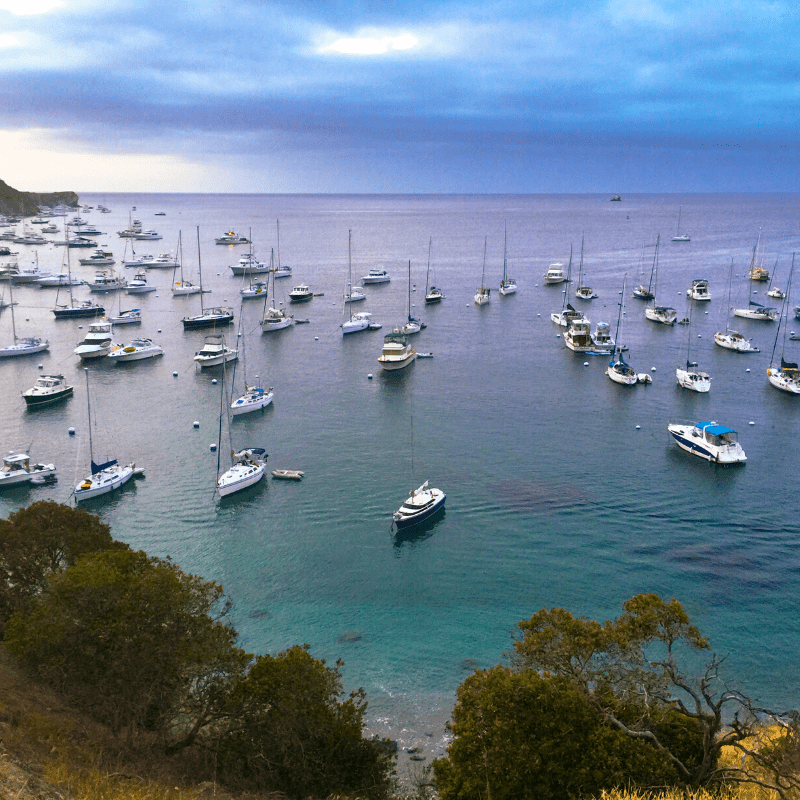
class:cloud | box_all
[0,0,61,14]
[319,31,419,55]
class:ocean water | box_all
[1,193,799,764]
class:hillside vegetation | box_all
[0,179,78,215]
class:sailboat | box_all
[733,255,778,321]
[766,258,785,299]
[748,232,769,281]
[499,223,516,295]
[606,276,638,385]
[0,278,49,357]
[216,356,267,497]
[574,235,597,300]
[424,238,443,303]
[474,237,490,305]
[74,367,137,501]
[172,231,205,295]
[714,258,760,352]
[676,305,711,392]
[273,220,291,278]
[182,227,234,330]
[401,260,426,334]
[342,230,372,335]
[260,255,294,332]
[644,235,677,324]
[52,225,105,319]
[551,246,587,326]
[672,206,690,242]
[632,242,655,300]
[766,254,800,394]
[230,319,274,414]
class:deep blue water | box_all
[1,193,799,762]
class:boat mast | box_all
[561,244,573,312]
[276,220,281,273]
[348,230,354,323]
[649,234,660,300]
[770,254,794,366]
[577,234,584,288]
[84,367,94,465]
[196,226,204,316]
[676,206,682,236]
[407,259,412,321]
[724,257,735,333]
[8,274,16,342]
[502,223,508,284]
[481,236,487,292]
[613,275,626,361]
[425,237,432,296]
[65,213,75,309]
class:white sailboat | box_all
[644,235,677,325]
[766,254,800,394]
[574,235,597,300]
[474,237,490,305]
[606,276,638,385]
[714,258,759,352]
[401,260,425,333]
[230,318,274,414]
[74,367,136,501]
[671,206,690,242]
[676,305,711,392]
[342,231,372,335]
[551,246,588,326]
[172,232,206,295]
[0,278,49,357]
[424,238,443,303]
[260,256,294,332]
[499,223,516,295]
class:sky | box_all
[0,0,798,193]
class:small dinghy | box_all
[271,469,304,480]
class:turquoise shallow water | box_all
[1,193,799,761]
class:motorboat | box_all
[133,230,162,241]
[645,305,677,325]
[362,268,391,284]
[289,284,313,303]
[77,226,103,237]
[107,337,163,362]
[686,279,711,301]
[193,335,238,368]
[240,280,268,299]
[425,285,444,303]
[66,236,96,248]
[53,300,105,319]
[37,273,82,287]
[215,230,250,245]
[40,223,58,233]
[128,252,179,269]
[767,287,785,299]
[591,321,615,352]
[393,481,446,529]
[543,263,568,284]
[230,252,269,275]
[344,286,366,303]
[78,250,115,267]
[126,272,156,293]
[610,194,621,201]
[676,363,711,392]
[551,303,587,327]
[183,306,234,329]
[88,271,126,292]
[733,302,777,321]
[563,319,594,352]
[667,421,747,464]
[0,453,56,488]
[23,374,73,406]
[107,308,141,324]
[10,266,51,284]
[217,448,267,496]
[14,233,48,246]
[378,328,416,371]
[632,284,654,300]
[342,311,374,335]
[231,383,274,415]
[74,320,114,359]
[118,223,143,238]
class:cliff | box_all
[0,179,79,216]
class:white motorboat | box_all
[107,337,163,362]
[0,280,49,357]
[342,311,375,334]
[108,308,141,324]
[133,229,162,241]
[345,286,366,303]
[240,280,268,299]
[543,263,568,284]
[11,266,51,284]
[40,223,58,233]
[215,230,250,245]
[37,272,82,287]
[78,249,115,267]
[74,320,114,359]
[767,287,785,299]
[475,237,490,305]
[393,481,446,529]
[563,319,594,352]
[23,374,73,406]
[551,303,587,327]
[194,335,238,368]
[141,252,178,268]
[88,271,126,292]
[686,279,711,301]
[74,368,137,501]
[231,383,274,415]
[591,321,615,352]
[499,223,517,295]
[378,328,416,371]
[230,252,269,275]
[126,272,156,293]
[733,302,777,321]
[289,284,313,303]
[362,268,391,284]
[667,421,746,464]
[217,448,267,496]
[0,453,56,488]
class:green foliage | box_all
[432,666,686,800]
[0,501,125,628]
[217,644,395,799]
[5,548,250,746]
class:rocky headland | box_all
[0,179,78,216]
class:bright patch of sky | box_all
[0,0,61,14]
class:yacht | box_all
[75,459,135,501]
[563,319,595,352]
[362,269,391,284]
[289,284,313,303]
[0,335,50,358]
[591,321,615,352]
[23,374,74,406]
[193,335,238,368]
[667,421,747,464]
[107,338,164,362]
[344,286,366,303]
[88,271,126,292]
[78,250,115,267]
[378,328,416,371]
[393,481,446,529]
[53,299,105,319]
[543,264,568,284]
[686,279,711,301]
[0,453,57,488]
[40,223,58,234]
[676,363,711,392]
[215,230,250,245]
[182,306,234,329]
[240,280,268,299]
[136,252,178,269]
[74,320,114,359]
[767,358,800,394]
[733,302,777,321]
[231,384,274,415]
[230,253,269,275]
[342,310,376,335]
[217,448,267,496]
[117,221,143,237]
[273,264,292,278]
[107,308,141,324]
[645,305,677,325]
[126,272,156,293]
[133,230,162,241]
[551,303,587,327]
[714,330,758,352]
[606,353,638,385]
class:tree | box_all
[5,548,250,748]
[0,501,125,628]
[217,644,395,799]
[511,593,800,797]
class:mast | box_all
[724,257,735,333]
[276,220,281,273]
[425,237,432,295]
[561,244,573,312]
[676,206,682,236]
[8,275,16,342]
[84,367,94,465]
[613,275,626,361]
[577,234,584,288]
[196,226,204,315]
[771,254,794,367]
[407,259,412,321]
[502,223,508,284]
[65,213,75,308]
[481,236,487,292]
[648,234,660,299]
[348,230,354,323]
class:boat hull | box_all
[667,425,746,464]
[217,464,265,496]
[767,369,800,394]
[182,314,234,330]
[24,387,73,406]
[74,465,134,501]
[53,306,105,319]
[231,390,274,415]
[393,490,446,530]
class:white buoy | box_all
[583,362,589,366]
[193,421,200,428]
[315,336,319,340]
[78,325,83,329]
[698,334,702,338]
[746,368,750,373]
[651,367,656,371]
[209,443,217,451]
[173,371,178,377]
[212,378,218,385]
[537,313,540,317]
[68,427,75,436]
[749,421,755,425]
[38,363,43,369]
[367,373,373,379]
[635,425,641,429]
[157,329,162,333]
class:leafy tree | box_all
[432,666,691,800]
[512,593,800,796]
[0,501,125,628]
[5,548,250,748]
[217,644,395,799]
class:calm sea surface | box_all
[1,193,799,763]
